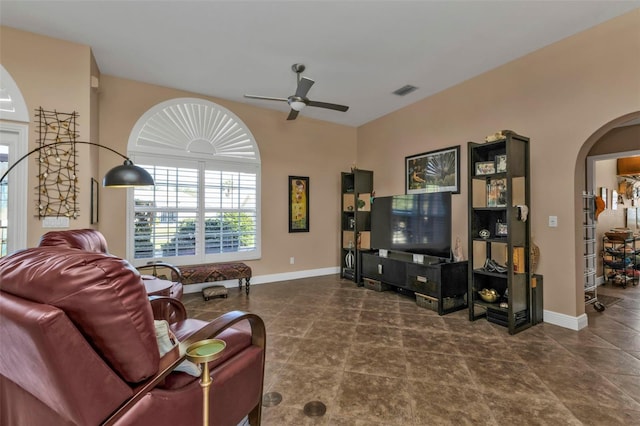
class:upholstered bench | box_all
[179,262,252,294]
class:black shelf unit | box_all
[468,133,533,334]
[602,235,638,288]
[340,169,373,283]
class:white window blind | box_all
[133,161,258,263]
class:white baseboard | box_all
[543,310,588,330]
[183,269,589,332]
[183,266,340,294]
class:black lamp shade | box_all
[103,160,154,187]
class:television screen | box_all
[371,192,452,259]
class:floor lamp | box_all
[0,140,154,187]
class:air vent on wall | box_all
[392,85,418,96]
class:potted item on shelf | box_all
[478,288,499,303]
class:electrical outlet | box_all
[290,257,295,264]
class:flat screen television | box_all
[371,192,452,259]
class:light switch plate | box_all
[548,215,558,227]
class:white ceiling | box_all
[1,1,638,127]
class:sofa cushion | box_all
[0,246,158,383]
[154,320,201,377]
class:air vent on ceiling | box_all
[392,85,418,96]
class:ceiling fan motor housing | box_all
[292,63,306,74]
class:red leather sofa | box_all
[0,233,265,426]
[38,228,184,299]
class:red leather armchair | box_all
[0,242,265,426]
[38,229,184,299]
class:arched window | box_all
[127,98,261,265]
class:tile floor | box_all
[182,276,640,425]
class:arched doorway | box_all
[574,111,640,326]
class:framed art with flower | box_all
[289,176,309,232]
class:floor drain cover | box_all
[303,401,326,417]
[262,392,282,407]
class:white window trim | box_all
[1,121,28,253]
[0,65,30,123]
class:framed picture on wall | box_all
[289,176,309,232]
[405,145,460,194]
[90,178,99,224]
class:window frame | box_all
[125,98,261,267]
[127,153,261,267]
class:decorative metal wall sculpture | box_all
[36,108,79,218]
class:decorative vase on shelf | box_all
[345,241,355,270]
[530,240,540,274]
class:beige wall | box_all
[0,26,97,243]
[358,10,640,319]
[2,9,640,321]
[97,76,357,275]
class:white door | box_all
[0,123,28,255]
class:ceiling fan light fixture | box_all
[290,100,306,111]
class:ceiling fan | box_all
[244,63,349,120]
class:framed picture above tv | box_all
[405,145,460,194]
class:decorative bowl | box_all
[479,288,499,303]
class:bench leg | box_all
[238,278,243,291]
[245,277,250,295]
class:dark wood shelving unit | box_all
[340,169,373,284]
[468,132,533,334]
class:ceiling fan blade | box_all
[244,94,288,102]
[307,100,349,112]
[295,77,314,98]
[287,109,299,120]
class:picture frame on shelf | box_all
[495,221,508,237]
[475,161,495,176]
[487,178,507,207]
[406,145,460,194]
[495,154,507,173]
[289,176,309,232]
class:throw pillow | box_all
[154,320,202,377]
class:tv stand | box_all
[361,251,468,315]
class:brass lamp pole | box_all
[186,339,227,426]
